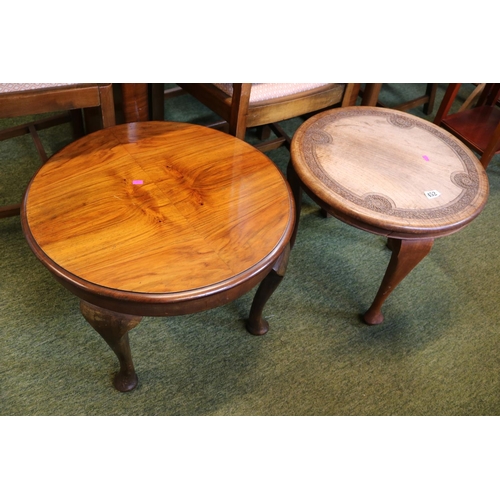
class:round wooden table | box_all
[21,121,295,391]
[288,106,489,325]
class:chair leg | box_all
[0,204,21,218]
[361,83,382,106]
[342,83,360,106]
[434,84,461,125]
[99,84,117,128]
[256,125,272,140]
[28,124,48,163]
[69,109,85,139]
[422,83,438,115]
[150,83,166,121]
[479,120,500,168]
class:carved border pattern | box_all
[301,109,480,220]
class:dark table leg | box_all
[246,244,291,336]
[80,300,142,391]
[286,161,303,249]
[363,237,434,325]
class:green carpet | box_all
[1,83,499,415]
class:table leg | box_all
[80,300,142,391]
[246,244,291,336]
[286,161,302,249]
[363,238,434,325]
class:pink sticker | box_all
[132,180,143,185]
[422,155,430,161]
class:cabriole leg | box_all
[80,300,142,391]
[246,244,291,336]
[364,238,434,325]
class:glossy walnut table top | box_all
[291,107,489,238]
[22,122,294,312]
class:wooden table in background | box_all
[288,106,489,325]
[21,121,294,391]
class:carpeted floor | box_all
[1,83,499,415]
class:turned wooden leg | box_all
[80,300,142,391]
[363,238,434,325]
[286,161,302,249]
[246,244,291,336]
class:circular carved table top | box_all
[291,107,489,238]
[21,122,294,316]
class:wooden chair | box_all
[151,83,362,152]
[458,83,486,112]
[0,83,116,217]
[433,83,500,168]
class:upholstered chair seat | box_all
[212,83,330,103]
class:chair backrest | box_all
[433,83,500,168]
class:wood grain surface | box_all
[291,107,489,237]
[23,122,294,297]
